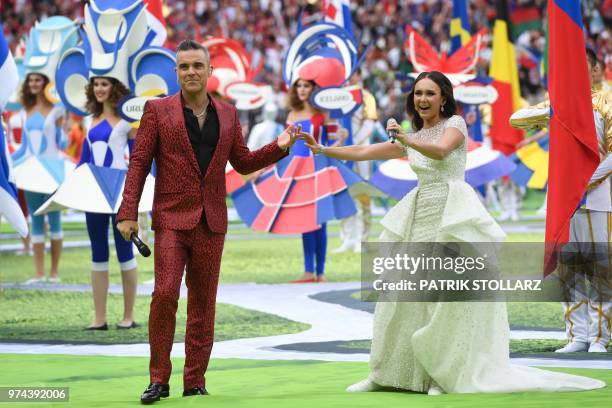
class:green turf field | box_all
[1,228,546,285]
[0,355,607,408]
[0,227,594,359]
[0,290,309,344]
[0,289,571,350]
[2,195,610,408]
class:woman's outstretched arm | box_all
[301,132,405,161]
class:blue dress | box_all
[37,117,154,271]
[12,107,71,242]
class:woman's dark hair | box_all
[20,73,51,110]
[85,77,131,117]
[406,71,456,131]
[288,79,317,111]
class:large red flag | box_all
[544,0,600,274]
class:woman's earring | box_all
[441,105,445,112]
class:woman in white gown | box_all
[301,71,605,394]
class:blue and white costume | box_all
[81,119,132,171]
[11,16,78,244]
[34,124,155,216]
[12,107,68,243]
[37,116,155,270]
[81,118,137,271]
[12,106,73,193]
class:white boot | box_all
[588,343,608,353]
[346,378,382,392]
[555,341,588,353]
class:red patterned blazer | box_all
[116,92,288,233]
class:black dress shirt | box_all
[182,98,220,178]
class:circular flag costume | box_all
[232,113,367,233]
[229,19,378,280]
[230,22,375,234]
[35,0,178,271]
[11,16,78,245]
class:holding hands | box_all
[300,126,349,155]
[301,132,324,155]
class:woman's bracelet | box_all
[317,144,326,155]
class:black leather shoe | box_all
[140,383,169,404]
[116,322,139,330]
[182,387,209,397]
[85,323,108,331]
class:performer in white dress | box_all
[302,71,605,394]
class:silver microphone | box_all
[387,118,398,143]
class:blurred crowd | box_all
[2,0,611,122]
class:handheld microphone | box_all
[387,118,398,143]
[130,232,151,257]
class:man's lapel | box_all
[204,97,231,181]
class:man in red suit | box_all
[116,39,299,404]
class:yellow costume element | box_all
[591,88,612,154]
[587,88,612,191]
[362,90,378,121]
[515,141,549,189]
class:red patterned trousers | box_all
[149,222,225,389]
